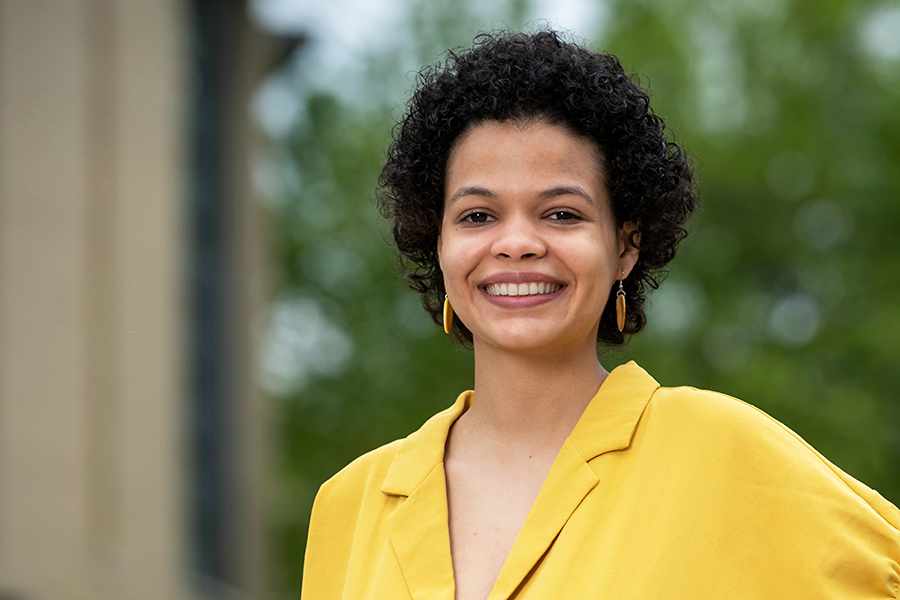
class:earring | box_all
[616,278,626,332]
[443,294,454,334]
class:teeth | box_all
[485,283,562,297]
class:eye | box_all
[547,210,581,222]
[461,212,492,224]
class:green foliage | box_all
[602,0,900,504]
[260,1,900,595]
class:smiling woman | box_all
[379,32,695,350]
[300,30,900,600]
[438,120,636,356]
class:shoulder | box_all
[314,437,404,512]
[641,382,900,529]
[612,375,900,599]
[303,437,405,584]
[311,390,469,514]
[643,384,838,481]
[302,436,411,598]
[650,385,797,436]
[646,383,821,458]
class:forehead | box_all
[445,119,606,193]
[451,117,602,158]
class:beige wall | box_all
[0,1,264,598]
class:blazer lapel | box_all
[386,462,455,600]
[487,362,660,600]
[378,363,659,600]
[381,392,472,600]
[487,438,599,600]
[568,361,659,462]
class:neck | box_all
[462,337,608,450]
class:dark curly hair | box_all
[377,29,698,346]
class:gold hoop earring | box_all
[616,279,626,332]
[443,294,454,334]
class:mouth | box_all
[484,282,564,297]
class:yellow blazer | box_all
[302,362,900,599]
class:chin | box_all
[474,327,580,354]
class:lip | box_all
[477,272,566,308]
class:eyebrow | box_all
[447,186,495,205]
[447,185,596,205]
[540,186,596,205]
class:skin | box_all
[437,119,640,600]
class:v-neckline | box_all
[380,361,660,600]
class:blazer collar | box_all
[381,391,472,497]
[381,360,658,495]
[489,361,659,599]
[568,360,660,461]
[379,361,660,600]
[380,393,471,600]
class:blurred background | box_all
[0,0,897,598]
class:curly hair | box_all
[377,29,698,346]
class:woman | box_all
[301,30,899,599]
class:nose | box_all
[490,215,547,260]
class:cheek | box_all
[440,234,487,287]
[568,238,619,290]
[441,237,471,273]
[570,236,616,266]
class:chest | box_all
[444,459,552,600]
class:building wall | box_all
[0,1,265,598]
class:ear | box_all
[616,221,640,279]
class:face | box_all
[438,119,639,355]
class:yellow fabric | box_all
[301,361,900,599]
